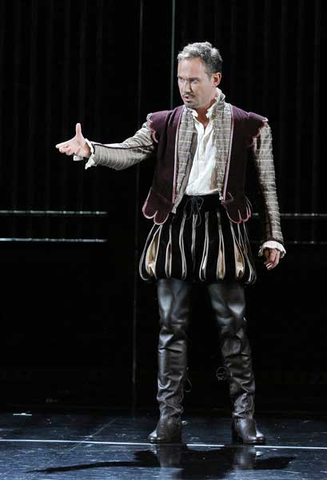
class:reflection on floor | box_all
[1,409,327,479]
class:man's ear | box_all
[213,72,222,86]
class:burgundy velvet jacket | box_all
[142,105,267,225]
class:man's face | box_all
[177,58,221,111]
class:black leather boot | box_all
[148,416,182,444]
[232,418,265,444]
[148,278,192,444]
[207,282,266,445]
[224,326,266,444]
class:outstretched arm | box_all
[56,123,90,158]
[55,120,156,170]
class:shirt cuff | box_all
[258,241,286,258]
[73,139,96,169]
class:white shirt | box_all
[185,102,219,196]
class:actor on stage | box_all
[56,42,285,445]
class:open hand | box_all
[55,123,90,158]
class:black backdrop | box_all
[0,0,326,412]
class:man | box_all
[56,42,285,445]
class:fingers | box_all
[57,144,76,156]
[55,137,76,152]
[264,248,281,270]
[55,140,70,148]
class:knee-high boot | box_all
[207,282,266,445]
[148,278,192,444]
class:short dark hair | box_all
[177,41,223,75]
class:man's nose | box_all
[181,80,192,92]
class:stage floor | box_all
[1,409,326,479]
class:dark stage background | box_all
[0,0,326,413]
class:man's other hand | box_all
[264,248,280,270]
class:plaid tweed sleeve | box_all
[252,123,284,245]
[86,122,156,170]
